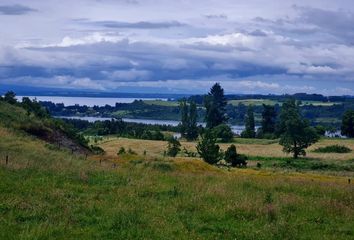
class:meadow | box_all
[1,126,354,239]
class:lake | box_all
[57,116,248,135]
[17,96,167,107]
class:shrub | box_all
[196,130,223,165]
[313,145,352,153]
[224,144,248,167]
[117,147,126,155]
[212,124,234,143]
[128,148,137,155]
[166,137,181,157]
[91,145,105,155]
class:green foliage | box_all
[277,99,319,158]
[90,145,105,155]
[313,145,352,153]
[341,110,354,138]
[3,91,17,105]
[204,83,228,128]
[128,148,137,155]
[241,106,256,138]
[224,144,247,167]
[21,97,49,118]
[180,100,198,141]
[315,125,326,136]
[118,147,126,155]
[211,124,234,143]
[166,137,181,157]
[196,130,223,164]
[261,104,276,134]
[280,118,319,159]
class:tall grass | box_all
[1,127,354,239]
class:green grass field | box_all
[1,126,353,239]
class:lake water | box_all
[17,96,167,107]
[57,116,248,134]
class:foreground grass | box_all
[1,127,354,239]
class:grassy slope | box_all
[1,102,354,239]
[1,128,353,239]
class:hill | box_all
[0,101,90,154]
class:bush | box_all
[166,137,181,157]
[212,124,234,143]
[117,147,126,155]
[91,145,105,155]
[224,145,248,167]
[128,148,137,155]
[313,145,352,153]
[196,130,223,165]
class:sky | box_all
[0,0,354,95]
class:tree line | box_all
[175,83,354,164]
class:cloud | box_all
[79,20,186,29]
[1,1,354,95]
[0,4,37,15]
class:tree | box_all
[204,83,228,128]
[279,100,319,158]
[4,91,17,105]
[179,99,198,141]
[341,110,354,138]
[180,99,189,138]
[276,99,298,136]
[196,130,223,164]
[166,137,181,157]
[224,144,247,167]
[212,124,234,143]
[261,104,276,134]
[241,106,255,138]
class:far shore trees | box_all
[204,83,228,129]
[341,110,354,138]
[278,99,319,158]
[180,99,198,141]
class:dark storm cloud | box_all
[0,4,37,15]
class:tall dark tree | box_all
[261,104,276,134]
[241,106,255,138]
[180,99,189,138]
[341,110,354,138]
[186,101,198,141]
[278,99,319,158]
[180,99,198,141]
[204,83,228,128]
[276,99,299,136]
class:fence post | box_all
[5,155,8,165]
[349,178,351,184]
